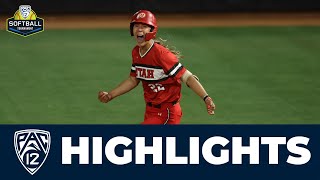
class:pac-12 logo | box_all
[6,5,44,37]
[14,129,51,175]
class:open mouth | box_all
[136,35,145,43]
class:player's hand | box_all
[98,91,112,103]
[204,96,215,115]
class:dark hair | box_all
[154,37,183,60]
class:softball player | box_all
[98,10,215,124]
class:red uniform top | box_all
[130,41,186,105]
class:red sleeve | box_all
[130,48,137,77]
[159,50,186,80]
[130,64,136,77]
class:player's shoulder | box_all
[153,42,177,61]
[153,42,173,56]
[131,45,139,54]
[154,43,167,51]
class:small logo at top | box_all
[137,13,146,19]
[14,129,51,175]
[6,5,44,37]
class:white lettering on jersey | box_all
[135,66,168,81]
[148,84,165,92]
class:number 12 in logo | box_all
[14,129,51,175]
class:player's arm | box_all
[158,50,215,115]
[181,70,215,115]
[98,76,140,103]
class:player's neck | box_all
[139,39,154,57]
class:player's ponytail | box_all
[154,37,183,60]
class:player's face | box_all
[133,23,152,46]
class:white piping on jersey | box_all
[135,65,169,81]
[169,63,182,76]
[131,66,136,71]
[163,108,170,125]
[139,40,154,58]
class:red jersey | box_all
[130,41,186,104]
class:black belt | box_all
[147,100,178,109]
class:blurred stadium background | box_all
[0,0,320,124]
